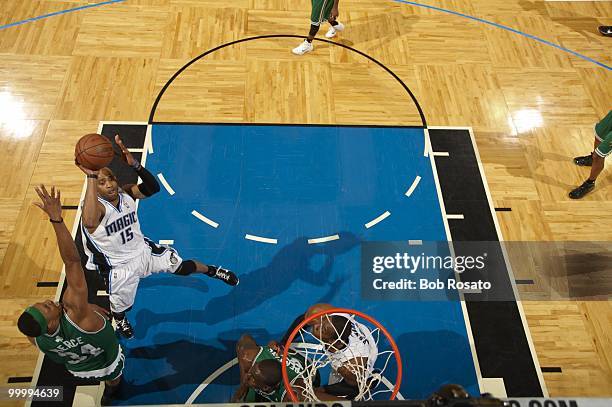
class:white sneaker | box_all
[325,22,345,38]
[292,40,314,55]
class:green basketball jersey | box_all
[247,346,306,402]
[35,311,122,380]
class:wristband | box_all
[87,174,98,179]
[131,161,142,171]
[49,218,63,224]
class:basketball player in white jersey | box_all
[77,135,238,339]
[272,303,378,399]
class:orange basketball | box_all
[75,133,114,170]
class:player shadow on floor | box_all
[129,232,359,339]
[116,329,476,403]
[138,272,211,294]
[116,329,279,404]
[201,232,361,325]
[393,329,479,399]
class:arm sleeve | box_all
[135,166,160,197]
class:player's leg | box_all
[101,356,124,405]
[571,112,612,198]
[293,0,328,55]
[178,260,239,286]
[325,19,345,38]
[570,134,610,199]
[108,264,141,339]
[574,128,602,166]
[574,112,612,166]
[324,2,344,39]
[142,239,239,285]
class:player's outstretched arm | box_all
[76,163,104,230]
[236,334,258,379]
[115,135,160,200]
[232,334,259,402]
[34,186,88,313]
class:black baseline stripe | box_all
[515,279,535,285]
[36,282,58,287]
[61,205,79,210]
[495,207,512,212]
[8,377,33,383]
[541,367,563,373]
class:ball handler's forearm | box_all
[82,176,102,228]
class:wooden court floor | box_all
[0,0,611,400]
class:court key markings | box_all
[155,166,424,244]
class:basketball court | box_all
[0,0,611,406]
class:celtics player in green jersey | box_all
[232,333,329,402]
[293,0,345,55]
[571,110,612,198]
[17,185,123,405]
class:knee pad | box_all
[174,260,196,276]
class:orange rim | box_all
[281,307,402,402]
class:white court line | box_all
[157,173,175,196]
[159,240,174,245]
[146,126,154,154]
[431,151,450,157]
[186,358,238,404]
[423,132,430,157]
[191,210,219,228]
[365,211,391,229]
[408,240,423,245]
[127,148,144,153]
[308,234,340,244]
[245,234,277,244]
[405,175,422,197]
[446,214,465,219]
[184,356,404,403]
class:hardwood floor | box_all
[0,0,610,397]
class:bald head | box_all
[305,303,334,319]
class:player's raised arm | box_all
[232,334,259,402]
[77,162,105,231]
[115,135,160,200]
[33,186,88,312]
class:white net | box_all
[286,312,398,401]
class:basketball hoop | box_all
[281,307,402,402]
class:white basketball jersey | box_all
[81,191,146,270]
[328,313,378,374]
